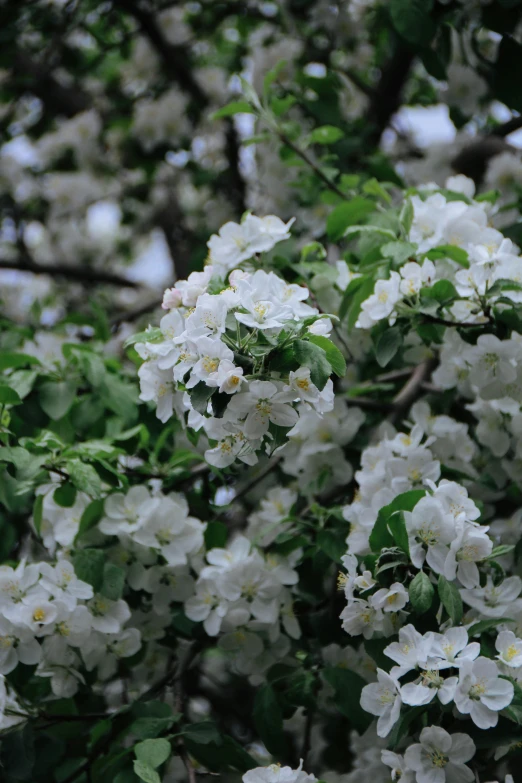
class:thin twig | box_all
[277,131,347,199]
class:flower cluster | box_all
[185,535,300,639]
[356,176,522,330]
[136,214,341,467]
[0,558,139,702]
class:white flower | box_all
[242,759,316,783]
[381,751,415,783]
[37,647,85,698]
[207,214,295,274]
[186,335,234,388]
[99,485,157,536]
[370,582,409,613]
[87,595,131,634]
[360,668,402,738]
[461,576,522,619]
[404,726,475,783]
[19,598,59,635]
[384,625,434,677]
[340,599,386,639]
[400,260,436,297]
[132,494,205,566]
[405,495,455,573]
[400,669,457,707]
[216,361,246,394]
[495,630,522,668]
[427,627,480,670]
[0,617,41,674]
[284,367,321,405]
[443,522,492,589]
[454,657,514,729]
[184,578,229,636]
[356,272,401,328]
[38,561,94,609]
[225,380,298,439]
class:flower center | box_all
[429,750,448,769]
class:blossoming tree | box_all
[4,1,522,783]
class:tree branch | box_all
[365,46,416,146]
[112,0,208,110]
[388,358,437,425]
[11,50,91,118]
[489,114,522,138]
[0,258,142,288]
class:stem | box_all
[276,131,347,200]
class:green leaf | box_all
[67,459,102,498]
[387,511,410,556]
[72,548,106,592]
[486,544,515,560]
[130,703,178,739]
[0,352,41,371]
[310,125,344,144]
[363,178,392,204]
[135,739,171,769]
[39,381,76,420]
[263,60,288,95]
[317,530,346,564]
[386,706,427,750]
[409,571,434,614]
[422,279,458,304]
[326,198,376,241]
[400,199,414,234]
[307,335,346,378]
[212,101,257,119]
[374,327,403,368]
[426,245,469,268]
[33,494,43,535]
[253,684,285,757]
[53,482,77,508]
[381,241,417,265]
[183,722,221,745]
[437,575,463,625]
[488,278,522,296]
[340,276,375,330]
[100,562,125,601]
[124,328,164,348]
[0,385,21,404]
[204,520,227,549]
[468,617,514,636]
[76,499,104,541]
[369,490,425,553]
[294,339,332,390]
[322,667,372,733]
[189,382,214,415]
[133,760,160,783]
[390,0,435,48]
[343,225,397,240]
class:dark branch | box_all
[365,46,415,146]
[0,259,142,288]
[112,0,208,109]
[12,50,91,118]
[489,115,522,138]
